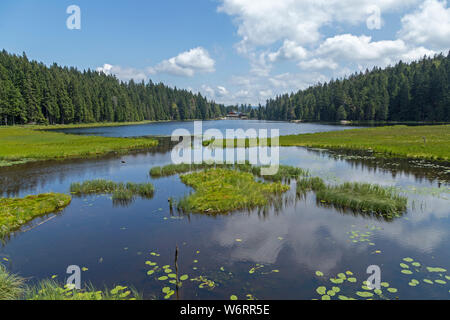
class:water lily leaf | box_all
[380,282,389,288]
[427,267,447,273]
[147,270,155,276]
[412,262,421,267]
[435,280,446,284]
[81,267,88,272]
[400,263,409,269]
[423,279,433,284]
[315,271,324,277]
[230,295,238,300]
[347,277,357,283]
[401,270,413,275]
[162,287,171,294]
[387,288,398,293]
[321,295,331,300]
[327,290,336,297]
[332,287,340,293]
[338,295,349,300]
[356,291,374,298]
[158,276,168,281]
[316,286,327,295]
[403,258,414,262]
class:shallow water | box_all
[1,121,449,300]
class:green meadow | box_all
[210,125,450,161]
[0,193,72,238]
[0,127,158,167]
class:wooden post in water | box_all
[175,245,179,300]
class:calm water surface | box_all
[1,121,449,300]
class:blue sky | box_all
[1,0,449,105]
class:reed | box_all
[316,182,407,216]
[0,264,25,300]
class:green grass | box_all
[0,127,158,167]
[0,266,140,300]
[297,176,408,217]
[296,177,327,194]
[178,168,290,214]
[150,162,308,181]
[316,182,407,216]
[210,125,450,161]
[70,179,154,204]
[0,193,72,238]
[0,265,25,300]
[25,281,141,300]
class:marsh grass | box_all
[0,264,25,300]
[316,182,407,216]
[0,127,158,167]
[177,168,290,214]
[296,177,327,194]
[70,179,154,205]
[0,193,72,238]
[24,280,141,300]
[0,266,141,300]
[150,162,308,181]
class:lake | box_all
[1,120,449,300]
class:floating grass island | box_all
[150,162,308,182]
[0,127,158,167]
[70,179,154,205]
[0,193,72,238]
[297,177,407,217]
[177,168,290,214]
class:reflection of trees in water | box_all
[306,148,450,185]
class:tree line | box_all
[0,50,227,125]
[257,52,450,122]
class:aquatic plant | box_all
[177,169,290,214]
[70,179,154,205]
[296,177,326,194]
[315,182,407,216]
[150,162,308,181]
[0,193,72,238]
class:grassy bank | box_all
[210,125,450,161]
[70,179,154,205]
[178,168,290,214]
[0,127,158,167]
[0,193,72,238]
[0,265,140,300]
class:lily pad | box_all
[316,271,324,277]
[316,286,327,295]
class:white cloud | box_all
[218,0,420,47]
[298,58,339,70]
[151,47,215,77]
[267,40,308,62]
[96,64,147,82]
[399,0,450,51]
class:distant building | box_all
[226,111,248,119]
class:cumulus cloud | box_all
[399,0,450,51]
[218,0,421,47]
[267,40,308,62]
[97,47,215,81]
[151,47,215,77]
[96,64,147,82]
